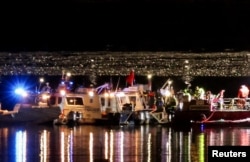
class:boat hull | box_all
[191,119,250,127]
[53,110,155,126]
[0,106,61,125]
[174,110,250,126]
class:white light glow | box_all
[89,132,93,162]
[88,91,94,97]
[15,131,27,162]
[40,130,48,162]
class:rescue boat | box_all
[173,97,250,126]
[53,70,174,126]
[53,84,171,125]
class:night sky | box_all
[0,0,250,109]
[0,0,250,52]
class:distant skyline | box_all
[0,0,249,52]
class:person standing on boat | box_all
[216,90,225,110]
[237,85,249,109]
[183,88,191,102]
[176,90,184,110]
[205,91,213,104]
[194,86,205,100]
[39,82,52,106]
[126,69,135,87]
[41,82,51,93]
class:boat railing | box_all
[214,97,250,110]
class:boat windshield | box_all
[66,97,84,105]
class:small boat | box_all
[173,97,250,126]
[0,92,61,125]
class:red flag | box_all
[126,70,134,86]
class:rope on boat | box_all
[201,111,216,122]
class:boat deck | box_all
[174,98,250,125]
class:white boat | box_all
[53,85,147,125]
[52,69,176,125]
[53,82,173,125]
[0,92,61,125]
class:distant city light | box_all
[0,51,249,77]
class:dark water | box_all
[1,124,250,162]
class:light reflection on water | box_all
[1,125,250,162]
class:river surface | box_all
[0,124,250,162]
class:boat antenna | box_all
[110,76,113,90]
[115,77,120,92]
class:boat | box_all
[173,97,250,126]
[0,91,61,125]
[53,84,169,125]
[53,73,175,126]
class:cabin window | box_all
[49,96,56,105]
[129,96,136,104]
[66,97,84,105]
[108,98,111,107]
[58,97,62,104]
[49,96,62,105]
[101,98,105,106]
[120,97,125,104]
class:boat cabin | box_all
[98,91,129,114]
[121,85,148,111]
[60,88,103,120]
